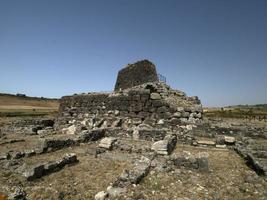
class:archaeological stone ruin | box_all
[56,59,202,136]
[0,59,266,200]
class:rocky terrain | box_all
[0,60,266,200]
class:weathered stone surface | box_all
[197,140,216,146]
[24,150,36,157]
[224,136,236,144]
[113,156,151,187]
[22,164,45,181]
[39,138,76,153]
[76,129,105,143]
[95,191,108,200]
[137,128,167,141]
[114,60,158,91]
[157,119,164,125]
[106,186,126,198]
[216,144,227,148]
[0,152,11,160]
[132,129,139,140]
[9,151,25,159]
[8,187,27,200]
[235,144,266,176]
[151,140,169,155]
[150,93,161,100]
[151,134,177,155]
[55,60,203,134]
[62,125,76,134]
[99,137,117,150]
[18,153,78,181]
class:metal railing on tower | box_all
[157,73,166,83]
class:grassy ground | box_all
[0,94,59,117]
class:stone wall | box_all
[114,60,159,91]
[56,82,202,133]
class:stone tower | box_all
[114,60,159,91]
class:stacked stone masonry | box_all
[114,60,158,91]
[56,82,202,133]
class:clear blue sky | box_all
[0,0,266,106]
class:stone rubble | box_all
[16,153,78,181]
[8,187,27,200]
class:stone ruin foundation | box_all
[55,60,203,136]
[1,60,266,200]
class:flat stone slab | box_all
[224,136,236,144]
[16,153,78,181]
[197,140,216,146]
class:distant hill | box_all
[0,93,59,117]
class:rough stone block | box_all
[99,137,117,150]
[224,136,236,144]
[114,60,158,91]
[150,93,161,100]
[76,129,105,143]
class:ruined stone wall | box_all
[56,82,202,133]
[114,60,159,91]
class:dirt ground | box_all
[0,141,132,200]
[0,116,267,200]
[125,145,267,200]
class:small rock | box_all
[114,110,120,116]
[24,150,36,157]
[99,137,117,150]
[132,129,139,140]
[197,140,216,146]
[0,153,11,160]
[37,130,47,135]
[62,125,76,135]
[173,112,182,118]
[95,191,108,200]
[157,119,164,125]
[12,151,25,159]
[216,144,227,149]
[106,186,126,198]
[8,187,27,200]
[224,136,235,144]
[151,140,169,155]
[150,93,161,100]
[22,164,45,181]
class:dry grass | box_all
[127,144,267,200]
[204,106,267,119]
[0,94,59,117]
[0,95,58,107]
